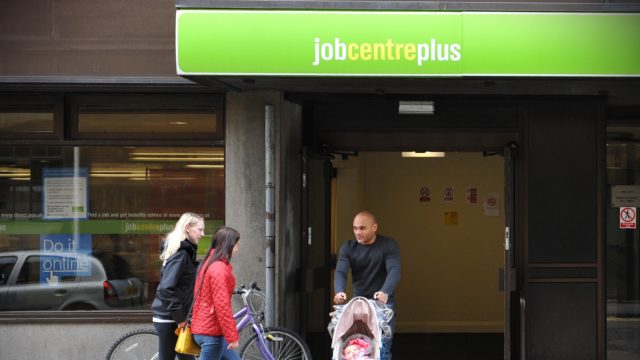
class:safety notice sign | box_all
[620,207,637,229]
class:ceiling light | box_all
[398,101,434,115]
[130,151,223,156]
[401,151,445,158]
[185,164,224,169]
[130,156,223,162]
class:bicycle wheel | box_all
[239,326,312,360]
[106,328,159,360]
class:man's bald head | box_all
[353,211,378,245]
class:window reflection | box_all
[0,112,54,133]
[0,145,224,311]
[606,129,640,359]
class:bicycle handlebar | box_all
[233,281,261,294]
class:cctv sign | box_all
[620,207,637,229]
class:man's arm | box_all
[333,242,351,304]
[380,238,401,297]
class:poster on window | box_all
[42,168,89,220]
[39,234,93,286]
[612,185,640,208]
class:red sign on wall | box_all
[620,207,637,229]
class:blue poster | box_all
[39,234,92,286]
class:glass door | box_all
[300,147,333,359]
[504,143,517,360]
[606,126,640,360]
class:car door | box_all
[12,254,77,310]
[0,255,19,310]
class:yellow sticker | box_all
[444,211,459,225]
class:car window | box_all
[16,256,76,284]
[92,253,135,280]
[0,256,17,286]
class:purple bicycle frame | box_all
[234,305,275,360]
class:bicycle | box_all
[234,282,312,360]
[106,282,312,360]
[106,327,159,360]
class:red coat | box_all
[190,258,239,344]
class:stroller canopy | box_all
[331,297,381,350]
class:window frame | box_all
[67,93,224,140]
[0,94,63,140]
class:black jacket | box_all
[151,240,198,323]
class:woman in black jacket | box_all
[152,212,205,360]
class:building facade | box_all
[1,1,639,359]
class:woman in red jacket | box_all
[191,227,241,360]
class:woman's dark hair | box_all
[205,226,240,266]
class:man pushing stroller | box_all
[333,211,401,360]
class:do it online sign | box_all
[39,234,92,286]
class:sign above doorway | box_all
[176,10,640,77]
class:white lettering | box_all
[450,44,461,61]
[313,38,321,65]
[43,239,64,252]
[334,38,347,60]
[321,43,333,61]
[417,44,429,66]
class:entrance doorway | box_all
[302,150,513,359]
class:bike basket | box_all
[246,289,266,315]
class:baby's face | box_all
[344,345,359,360]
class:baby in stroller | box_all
[328,296,394,360]
[342,337,372,360]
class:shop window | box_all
[0,145,224,312]
[0,94,62,139]
[606,125,640,359]
[69,94,223,140]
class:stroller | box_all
[327,296,394,360]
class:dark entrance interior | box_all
[299,95,520,359]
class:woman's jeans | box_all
[153,322,195,360]
[194,334,241,360]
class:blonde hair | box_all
[160,212,203,262]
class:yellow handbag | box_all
[175,258,216,356]
[175,324,200,356]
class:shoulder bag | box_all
[175,256,215,356]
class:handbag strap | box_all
[185,252,216,323]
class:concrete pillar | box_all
[225,90,302,328]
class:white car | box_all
[0,250,145,311]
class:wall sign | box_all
[612,185,640,207]
[484,193,500,217]
[176,10,640,77]
[466,187,478,204]
[443,186,455,202]
[620,207,637,229]
[419,186,431,202]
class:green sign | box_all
[176,10,640,77]
[0,220,223,235]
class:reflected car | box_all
[0,250,145,311]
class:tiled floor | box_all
[308,332,503,359]
[392,333,503,360]
[607,316,640,360]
